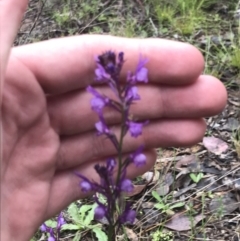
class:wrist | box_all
[1,220,33,241]
[1,197,35,241]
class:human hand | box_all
[0,2,227,241]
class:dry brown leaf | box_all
[126,184,146,197]
[124,227,138,241]
[164,213,204,231]
[175,155,198,168]
[203,136,228,155]
[142,170,160,184]
[209,194,239,215]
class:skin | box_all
[0,1,227,240]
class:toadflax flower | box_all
[119,204,136,225]
[130,146,147,167]
[87,86,110,112]
[127,56,148,84]
[40,212,66,241]
[75,50,149,240]
[121,179,134,193]
[94,204,107,220]
[80,180,92,193]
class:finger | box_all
[46,149,156,219]
[12,36,204,94]
[56,118,205,170]
[0,0,28,74]
[48,75,226,135]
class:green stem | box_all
[107,82,128,240]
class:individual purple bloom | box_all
[125,86,140,102]
[87,86,109,112]
[94,205,106,220]
[57,212,66,229]
[128,121,144,138]
[40,223,48,232]
[106,158,116,172]
[75,171,96,191]
[95,120,110,135]
[48,237,55,241]
[129,146,146,167]
[95,64,110,81]
[91,97,106,112]
[135,57,148,83]
[80,180,93,193]
[120,208,136,225]
[133,153,146,167]
[121,179,134,193]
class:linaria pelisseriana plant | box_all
[75,50,149,240]
[40,212,66,241]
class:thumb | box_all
[0,0,28,76]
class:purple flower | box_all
[133,153,146,167]
[125,86,140,102]
[120,208,136,225]
[121,179,134,193]
[136,67,148,83]
[80,180,92,193]
[128,121,143,138]
[40,224,56,241]
[94,205,106,220]
[95,64,109,81]
[91,97,106,112]
[135,57,148,83]
[128,120,149,138]
[57,212,66,229]
[40,223,48,232]
[48,237,55,241]
[130,146,146,167]
[77,50,149,239]
[87,86,109,112]
[106,158,116,172]
[127,57,148,84]
[95,118,110,135]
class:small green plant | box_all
[53,5,71,27]
[151,229,174,241]
[152,191,185,216]
[230,47,240,68]
[154,4,176,25]
[190,172,204,183]
[232,127,240,157]
[62,202,107,241]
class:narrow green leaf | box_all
[72,231,82,241]
[154,203,165,210]
[190,173,203,183]
[190,173,197,182]
[169,202,185,209]
[152,190,162,202]
[61,223,81,231]
[92,227,108,241]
